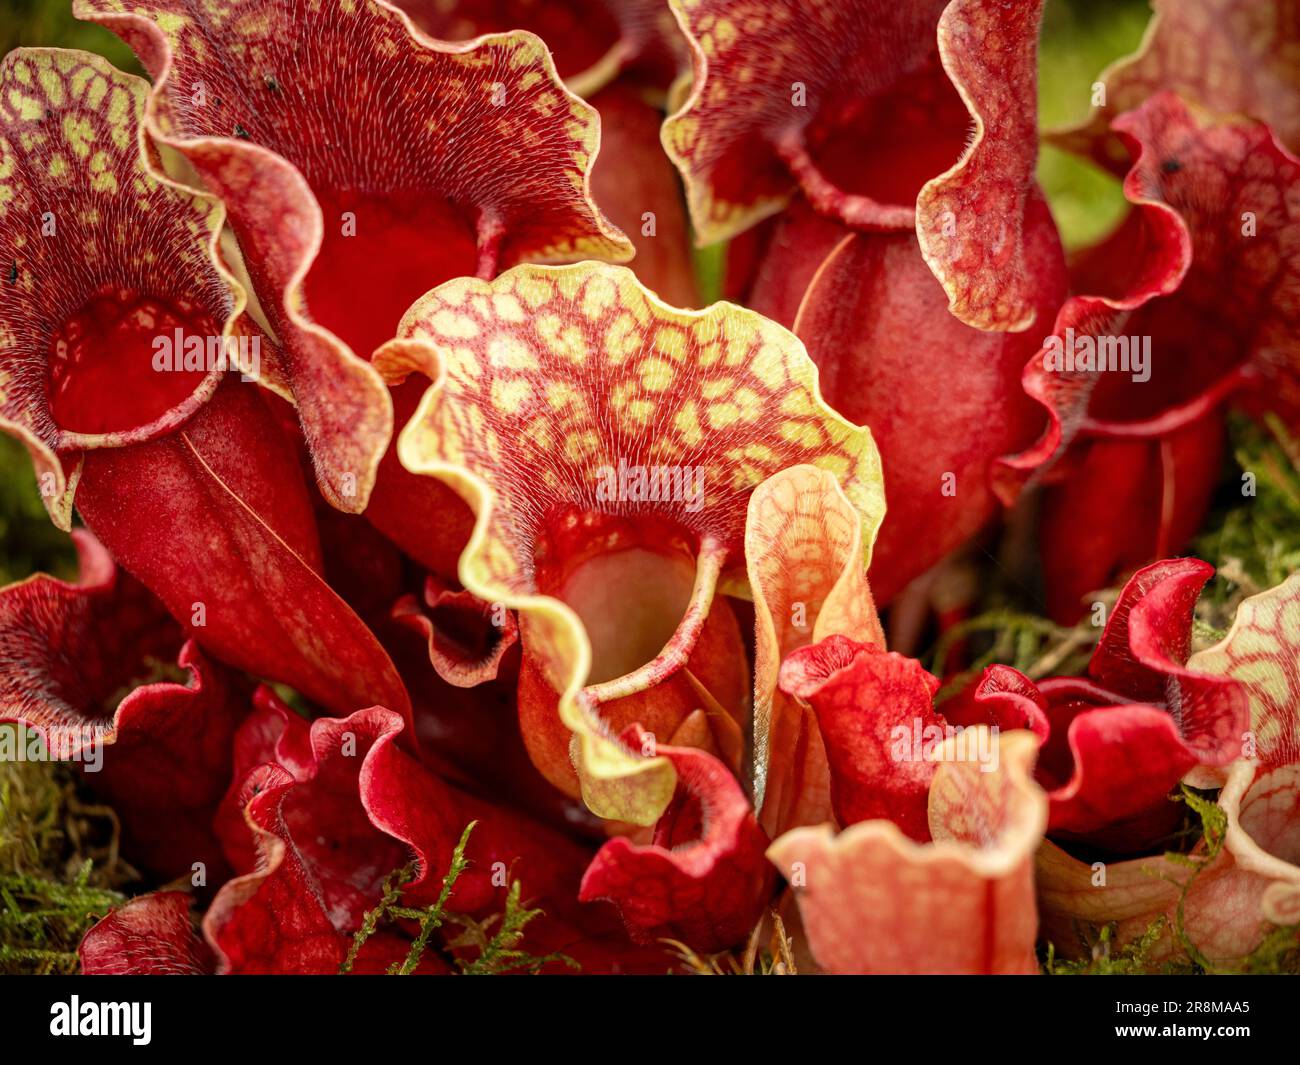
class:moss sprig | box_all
[340,822,576,976]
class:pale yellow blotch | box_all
[436,280,471,308]
[430,309,480,339]
[733,386,762,421]
[780,419,824,447]
[556,269,584,301]
[561,321,592,361]
[536,313,588,363]
[1253,597,1280,629]
[509,40,544,69]
[581,274,617,319]
[11,91,43,122]
[1231,660,1290,706]
[1257,717,1285,752]
[780,390,814,417]
[109,122,130,152]
[106,86,130,130]
[155,12,189,33]
[824,421,854,449]
[674,403,704,448]
[623,286,652,326]
[547,381,580,410]
[444,345,483,381]
[714,17,739,48]
[564,429,601,464]
[12,61,32,88]
[491,377,533,415]
[701,377,735,400]
[728,466,757,491]
[751,344,790,391]
[610,380,637,412]
[638,357,674,393]
[713,198,750,231]
[486,335,536,370]
[535,311,563,348]
[665,116,696,155]
[47,154,68,179]
[693,315,721,345]
[62,114,94,159]
[521,418,553,452]
[492,292,526,323]
[697,341,722,368]
[724,335,756,367]
[37,68,65,108]
[707,402,741,430]
[654,324,689,363]
[516,274,555,310]
[625,400,655,426]
[69,65,93,100]
[1238,631,1281,657]
[604,313,639,363]
[1281,597,1300,636]
[815,454,851,477]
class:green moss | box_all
[0,751,131,974]
[1165,787,1300,974]
[341,822,578,975]
[1044,918,1191,976]
[1236,922,1300,975]
[1046,787,1300,974]
[1195,414,1300,616]
[448,879,580,975]
[930,607,1101,704]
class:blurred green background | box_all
[0,0,138,71]
[1038,0,1151,249]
